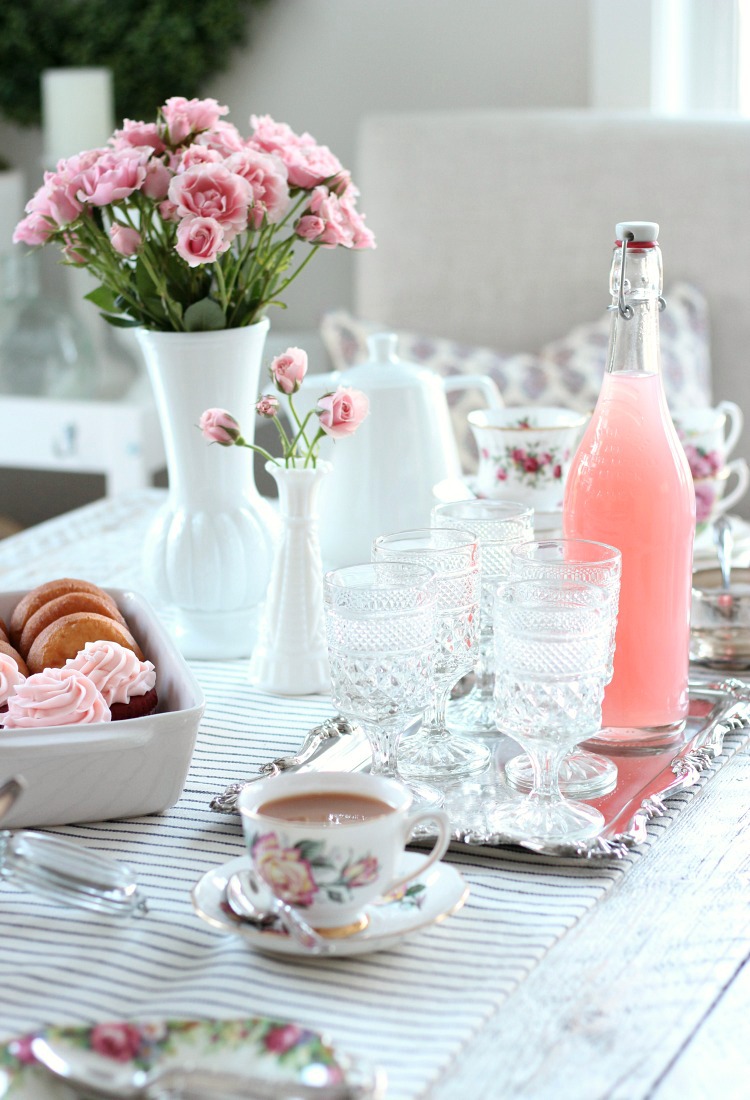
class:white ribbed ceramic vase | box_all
[249,460,331,694]
[135,321,278,659]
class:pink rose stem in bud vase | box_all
[563,222,695,746]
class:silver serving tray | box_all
[210,678,750,860]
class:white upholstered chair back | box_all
[354,110,750,499]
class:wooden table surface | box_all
[433,745,750,1099]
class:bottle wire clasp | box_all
[613,230,666,319]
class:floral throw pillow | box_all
[320,283,712,471]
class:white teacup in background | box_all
[238,771,450,935]
[672,400,744,476]
[468,406,588,511]
[693,457,750,535]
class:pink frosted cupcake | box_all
[2,667,110,728]
[65,641,157,721]
[0,651,26,713]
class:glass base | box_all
[398,731,491,782]
[446,688,500,735]
[487,794,605,843]
[584,719,686,755]
[504,749,618,801]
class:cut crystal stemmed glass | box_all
[505,538,622,800]
[431,500,534,735]
[372,528,489,781]
[489,578,613,842]
[323,561,444,809]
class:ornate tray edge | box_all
[455,678,750,860]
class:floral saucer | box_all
[191,853,469,958]
[0,1015,377,1098]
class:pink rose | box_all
[225,149,290,228]
[342,856,379,888]
[553,464,562,479]
[317,386,370,439]
[264,1024,309,1055]
[524,456,539,473]
[141,158,172,201]
[168,164,251,234]
[111,120,166,155]
[172,145,224,173]
[511,448,525,462]
[199,408,240,445]
[7,1035,37,1065]
[251,833,318,907]
[496,468,508,481]
[175,216,231,267]
[295,215,326,242]
[90,1022,143,1063]
[270,347,308,394]
[162,96,228,145]
[13,211,55,246]
[301,186,352,248]
[76,150,148,206]
[249,113,344,189]
[194,121,246,156]
[256,394,280,418]
[109,224,142,256]
[27,177,82,227]
[338,185,376,250]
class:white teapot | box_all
[298,333,503,568]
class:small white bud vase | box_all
[250,460,332,695]
[135,321,278,659]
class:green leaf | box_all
[183,297,226,331]
[135,256,157,297]
[100,313,141,328]
[84,285,119,312]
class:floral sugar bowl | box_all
[468,406,588,511]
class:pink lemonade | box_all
[564,370,695,729]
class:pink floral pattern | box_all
[249,831,380,909]
[489,443,566,488]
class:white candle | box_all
[0,169,25,254]
[42,67,114,168]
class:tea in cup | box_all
[673,400,743,475]
[238,771,450,935]
[693,457,750,534]
[468,406,588,511]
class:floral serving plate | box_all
[0,1015,380,1098]
[192,853,469,957]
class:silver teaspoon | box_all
[0,776,25,823]
[713,514,734,592]
[226,868,330,954]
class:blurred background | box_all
[0,0,746,533]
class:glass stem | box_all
[363,721,401,777]
[527,744,567,805]
[420,682,451,739]
[474,626,495,701]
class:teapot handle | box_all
[442,374,503,409]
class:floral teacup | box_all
[673,401,744,476]
[468,406,588,511]
[693,457,750,535]
[238,771,450,935]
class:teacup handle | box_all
[387,809,452,897]
[718,400,744,459]
[714,457,750,517]
[443,374,503,410]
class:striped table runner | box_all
[0,493,744,1099]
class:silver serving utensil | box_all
[226,867,330,954]
[713,514,734,592]
[31,1034,361,1099]
[0,776,25,823]
[210,715,358,814]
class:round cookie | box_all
[19,592,127,659]
[9,578,109,646]
[0,639,30,678]
[26,613,144,674]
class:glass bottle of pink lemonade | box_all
[563,221,695,747]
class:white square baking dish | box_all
[0,587,205,828]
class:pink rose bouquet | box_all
[199,344,369,468]
[13,98,375,332]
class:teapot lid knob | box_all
[366,332,399,363]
